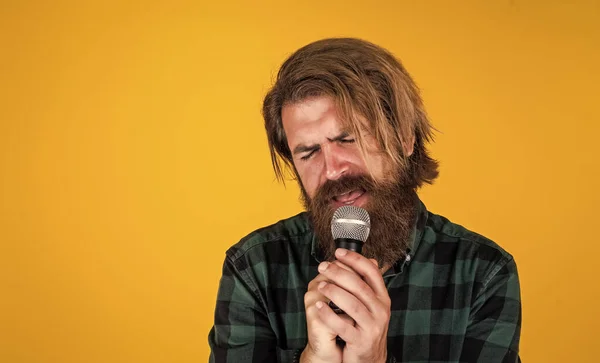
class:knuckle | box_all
[350,252,361,261]
[333,261,350,271]
[339,321,353,337]
[304,290,328,308]
[364,264,379,277]
[325,262,339,275]
[342,252,359,265]
[358,282,373,298]
[382,295,392,307]
[319,282,330,293]
[371,325,383,337]
[305,303,323,318]
[307,277,322,290]
[304,291,317,305]
[381,308,391,321]
[382,299,391,312]
[327,263,350,280]
[379,292,392,306]
[339,313,354,325]
[348,300,363,317]
[376,304,391,321]
[304,293,311,306]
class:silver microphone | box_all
[329,205,371,317]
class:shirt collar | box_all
[310,225,325,263]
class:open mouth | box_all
[332,188,366,205]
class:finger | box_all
[315,300,359,344]
[307,262,349,291]
[305,303,340,345]
[304,288,329,307]
[317,280,372,328]
[332,260,353,272]
[334,248,388,298]
[317,260,380,313]
[338,313,355,326]
[304,292,339,340]
[307,273,330,291]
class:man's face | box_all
[282,96,417,267]
[281,96,391,208]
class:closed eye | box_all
[293,133,354,161]
[300,150,317,161]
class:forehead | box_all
[281,96,345,139]
[282,96,337,124]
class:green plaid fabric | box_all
[208,199,521,362]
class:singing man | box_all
[208,38,521,363]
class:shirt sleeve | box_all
[460,256,522,362]
[208,255,277,363]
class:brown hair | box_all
[262,37,439,189]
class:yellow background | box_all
[1,0,598,362]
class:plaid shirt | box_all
[208,199,521,362]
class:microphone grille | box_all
[331,205,371,242]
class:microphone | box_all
[328,205,371,315]
[331,205,371,253]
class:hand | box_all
[315,248,391,363]
[301,260,354,363]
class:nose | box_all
[323,144,349,180]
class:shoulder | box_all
[225,212,313,263]
[421,209,518,284]
[426,210,513,258]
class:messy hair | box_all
[262,37,439,189]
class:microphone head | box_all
[331,205,371,243]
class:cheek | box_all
[295,162,322,198]
[364,153,392,180]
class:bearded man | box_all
[208,38,521,363]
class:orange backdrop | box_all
[1,1,598,362]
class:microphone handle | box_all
[329,238,364,346]
[334,238,364,254]
[328,238,364,314]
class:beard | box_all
[300,169,418,269]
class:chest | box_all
[265,264,474,361]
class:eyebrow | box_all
[292,131,351,155]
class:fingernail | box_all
[318,281,327,290]
[318,261,329,272]
[316,301,324,309]
[336,248,348,257]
